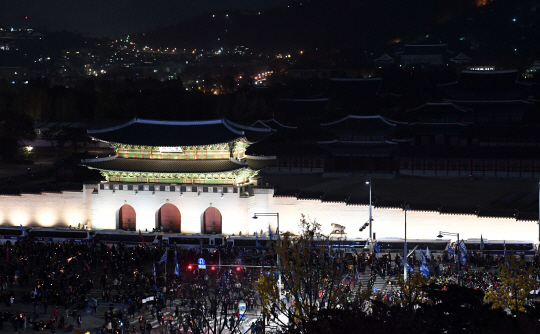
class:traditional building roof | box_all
[87,118,272,147]
[439,70,531,100]
[321,115,400,138]
[450,52,472,64]
[251,119,298,130]
[391,122,469,142]
[374,53,395,64]
[405,103,470,123]
[396,145,540,160]
[245,155,278,170]
[317,141,397,157]
[398,44,449,56]
[81,156,249,173]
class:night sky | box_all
[1,0,289,38]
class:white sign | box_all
[159,147,183,153]
[198,265,206,269]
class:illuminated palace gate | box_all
[82,118,275,233]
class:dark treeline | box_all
[0,65,461,125]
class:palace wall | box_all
[0,185,93,228]
[271,196,538,242]
[1,184,536,243]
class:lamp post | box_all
[403,204,410,281]
[252,213,281,301]
[366,179,373,239]
[437,231,461,286]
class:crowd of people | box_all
[345,248,540,306]
[1,237,539,333]
[0,239,272,334]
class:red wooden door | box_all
[203,207,222,234]
[158,203,181,233]
[119,204,136,230]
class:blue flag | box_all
[420,251,430,276]
[406,264,414,273]
[256,233,259,248]
[447,242,455,255]
[355,267,360,281]
[446,242,457,263]
[374,240,380,254]
[158,251,167,265]
[268,225,273,240]
[327,241,334,260]
[480,235,484,251]
[20,224,28,237]
[275,225,279,239]
[420,263,430,277]
[174,248,179,276]
[152,261,157,289]
[458,240,467,265]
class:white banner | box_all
[159,147,183,153]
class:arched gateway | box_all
[118,204,136,230]
[203,207,222,234]
[82,118,275,233]
[158,203,181,233]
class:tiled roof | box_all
[450,52,471,61]
[81,157,248,173]
[297,190,325,200]
[251,119,298,130]
[223,120,274,143]
[321,115,399,136]
[396,145,540,160]
[322,192,350,203]
[439,206,478,215]
[516,212,539,222]
[374,53,395,63]
[405,103,469,123]
[398,44,448,56]
[0,183,83,196]
[318,142,397,158]
[87,118,272,146]
[245,156,277,170]
[439,70,530,100]
[273,188,301,198]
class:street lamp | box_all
[252,213,281,301]
[437,231,461,286]
[366,179,373,239]
[403,204,410,281]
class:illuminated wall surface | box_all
[0,185,537,242]
[0,185,93,228]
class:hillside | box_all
[138,0,540,68]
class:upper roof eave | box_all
[86,117,271,147]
